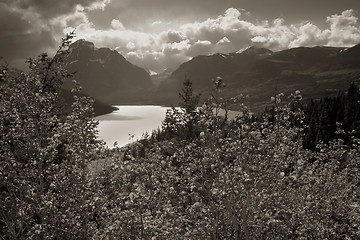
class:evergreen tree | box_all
[179,78,201,139]
[303,83,360,150]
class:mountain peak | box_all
[237,46,273,56]
[70,39,95,50]
[63,39,153,104]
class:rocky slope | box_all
[63,40,154,104]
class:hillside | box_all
[0,64,116,116]
[58,88,118,116]
[158,44,360,112]
[62,39,154,104]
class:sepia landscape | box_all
[1,0,360,239]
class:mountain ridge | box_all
[159,44,360,112]
[56,40,360,112]
[62,39,153,105]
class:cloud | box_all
[179,8,249,44]
[166,31,186,43]
[251,36,267,43]
[3,0,109,19]
[0,0,111,69]
[69,8,360,73]
[126,42,136,50]
[111,19,125,30]
[70,22,158,52]
[187,40,212,56]
[247,10,360,50]
[217,37,231,45]
[1,2,360,73]
[151,21,163,26]
[0,2,56,68]
[163,40,191,56]
[326,9,360,46]
[288,22,328,48]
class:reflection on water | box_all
[95,106,170,148]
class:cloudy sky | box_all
[1,0,360,73]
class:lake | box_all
[95,106,171,147]
[95,105,241,148]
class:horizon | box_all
[1,1,360,73]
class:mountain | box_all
[63,40,153,104]
[327,43,360,69]
[151,68,174,85]
[58,40,360,112]
[0,65,117,116]
[58,89,118,116]
[159,45,360,112]
[169,47,272,89]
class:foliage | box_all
[1,35,359,239]
[0,32,104,239]
[97,82,360,239]
[303,82,360,150]
[162,78,202,141]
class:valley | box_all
[2,3,360,238]
[62,40,360,114]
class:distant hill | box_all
[158,44,360,112]
[62,39,154,104]
[327,44,360,69]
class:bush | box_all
[98,85,360,239]
[2,37,359,239]
[0,32,104,239]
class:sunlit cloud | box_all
[1,1,360,73]
[126,42,136,50]
[165,31,186,43]
[187,40,213,56]
[111,19,126,30]
[64,8,360,72]
[326,9,360,46]
[217,37,231,45]
[288,22,328,48]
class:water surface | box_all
[95,105,241,148]
[95,106,170,147]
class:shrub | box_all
[0,32,104,239]
[98,84,360,239]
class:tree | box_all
[303,83,360,150]
[162,78,201,140]
[179,78,201,115]
[0,32,103,239]
[98,89,360,239]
